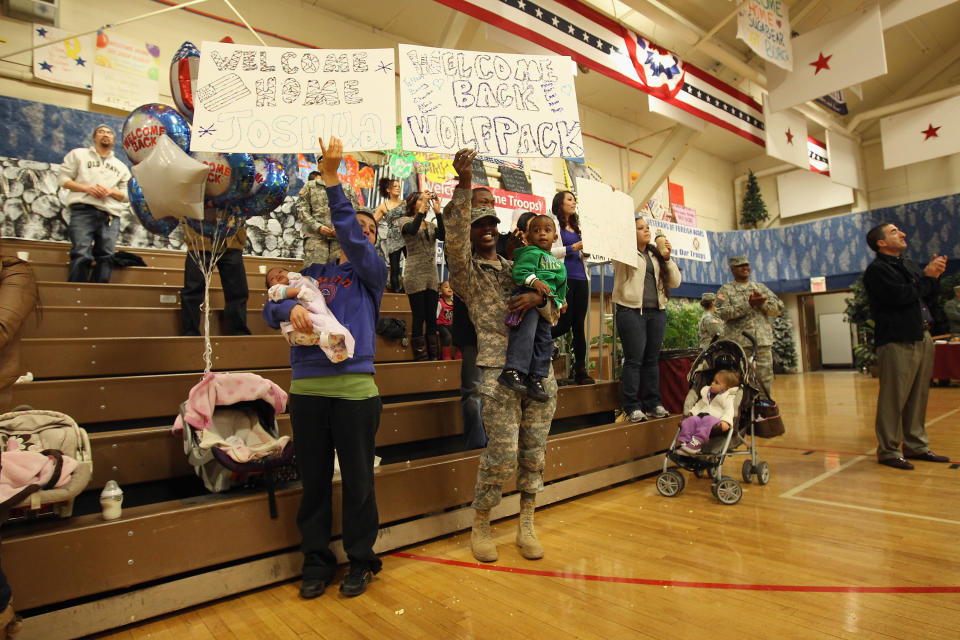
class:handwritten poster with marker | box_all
[736,0,793,71]
[191,42,396,153]
[398,44,583,158]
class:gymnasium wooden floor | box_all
[99,371,960,639]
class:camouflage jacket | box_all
[295,180,360,239]
[698,310,725,349]
[443,188,515,368]
[715,279,783,346]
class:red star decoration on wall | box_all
[785,128,794,144]
[922,124,941,140]
[810,52,832,74]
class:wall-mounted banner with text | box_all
[431,0,764,147]
[398,44,583,158]
[644,217,711,263]
[191,42,396,153]
[418,174,547,234]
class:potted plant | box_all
[844,276,877,375]
[661,299,702,358]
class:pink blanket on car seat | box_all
[172,372,288,434]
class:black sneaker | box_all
[299,578,327,599]
[339,565,372,597]
[497,369,528,395]
[525,375,549,402]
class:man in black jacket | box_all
[863,222,950,469]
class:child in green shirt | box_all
[499,215,568,401]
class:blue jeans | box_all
[504,305,553,378]
[616,305,667,413]
[67,204,120,283]
[459,344,487,450]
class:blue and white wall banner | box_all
[433,0,765,147]
[398,44,583,158]
[644,217,711,263]
[191,42,396,153]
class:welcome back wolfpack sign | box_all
[432,0,765,147]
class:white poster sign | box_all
[191,42,397,153]
[643,217,712,263]
[737,0,793,71]
[32,24,94,89]
[91,31,160,112]
[575,178,638,268]
[398,44,583,158]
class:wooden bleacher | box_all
[0,239,674,639]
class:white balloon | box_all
[131,136,210,221]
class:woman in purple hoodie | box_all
[263,137,388,600]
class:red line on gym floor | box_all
[391,552,960,593]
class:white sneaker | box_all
[649,405,670,419]
[680,437,702,455]
[627,409,647,423]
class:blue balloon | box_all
[234,158,289,218]
[128,177,180,237]
[122,103,192,165]
[191,152,256,207]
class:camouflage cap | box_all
[728,255,749,266]
[470,206,500,225]
[701,292,717,302]
[954,285,960,293]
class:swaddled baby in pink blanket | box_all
[265,267,355,363]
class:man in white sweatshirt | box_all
[58,124,131,283]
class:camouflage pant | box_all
[302,237,340,267]
[472,367,557,510]
[744,344,774,393]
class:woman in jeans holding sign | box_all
[399,191,445,361]
[613,217,681,423]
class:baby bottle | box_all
[99,480,124,520]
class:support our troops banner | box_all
[432,0,765,147]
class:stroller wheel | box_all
[656,470,685,497]
[714,476,742,505]
[756,461,771,485]
[741,460,755,483]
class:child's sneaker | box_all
[497,368,528,394]
[525,375,549,402]
[680,437,702,455]
[504,311,522,327]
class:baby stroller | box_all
[655,332,783,505]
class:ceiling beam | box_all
[627,125,700,211]
[881,39,960,107]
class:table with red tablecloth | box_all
[932,342,960,379]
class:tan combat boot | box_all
[471,509,498,562]
[516,494,544,560]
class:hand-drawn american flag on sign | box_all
[432,0,765,147]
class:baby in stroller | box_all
[677,369,740,455]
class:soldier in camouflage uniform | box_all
[943,285,960,335]
[698,292,724,349]
[443,148,557,564]
[715,256,783,392]
[296,171,361,266]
